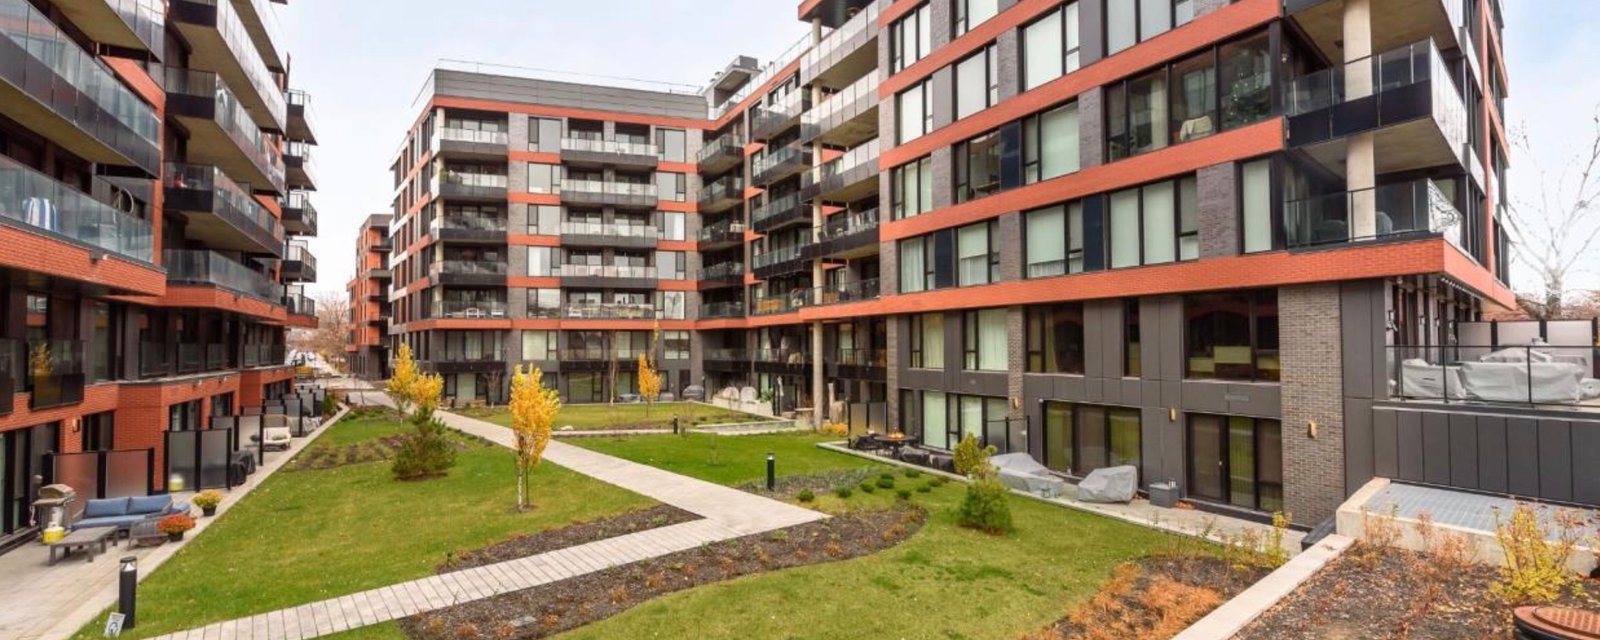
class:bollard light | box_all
[119,556,138,629]
[766,452,776,492]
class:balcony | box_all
[800,73,880,147]
[810,138,880,203]
[752,191,811,233]
[286,90,318,144]
[165,67,286,194]
[703,347,750,372]
[560,347,647,373]
[696,132,745,175]
[165,163,283,256]
[751,144,811,187]
[49,0,164,57]
[751,89,810,142]
[751,289,813,316]
[284,288,316,318]
[435,126,508,160]
[560,138,658,170]
[557,264,658,289]
[752,242,812,280]
[436,170,507,202]
[699,261,745,289]
[698,173,745,214]
[369,267,393,280]
[0,0,161,174]
[1284,179,1466,251]
[755,347,811,375]
[812,208,880,260]
[232,0,286,71]
[430,260,507,287]
[0,154,155,265]
[280,190,317,236]
[433,298,509,320]
[241,343,285,368]
[169,0,287,131]
[1284,40,1472,176]
[432,214,508,245]
[166,249,281,301]
[800,0,882,87]
[422,344,506,373]
[559,179,657,209]
[701,301,746,319]
[831,347,887,381]
[284,140,317,191]
[372,238,394,253]
[281,241,316,282]
[562,302,657,320]
[1286,0,1468,77]
[698,219,747,251]
[23,339,86,410]
[815,278,881,306]
[559,222,659,249]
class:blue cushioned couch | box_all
[74,495,190,532]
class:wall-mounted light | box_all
[1308,420,1319,439]
[1168,408,1177,422]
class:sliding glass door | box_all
[1186,414,1283,512]
[1042,402,1141,479]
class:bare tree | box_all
[307,291,352,372]
[1507,105,1600,319]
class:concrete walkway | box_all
[142,380,822,640]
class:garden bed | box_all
[437,505,699,573]
[460,402,770,432]
[1024,555,1267,640]
[1235,544,1600,639]
[399,505,926,639]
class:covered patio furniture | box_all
[989,453,1066,498]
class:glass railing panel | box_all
[442,171,507,188]
[439,127,507,145]
[696,133,745,163]
[816,278,881,305]
[803,73,879,128]
[109,0,166,54]
[165,162,282,243]
[711,33,811,119]
[560,138,658,156]
[802,0,882,71]
[820,208,880,240]
[822,138,881,180]
[177,0,286,130]
[1283,179,1466,249]
[164,249,281,300]
[0,155,154,262]
[433,260,508,276]
[701,262,745,280]
[434,299,509,318]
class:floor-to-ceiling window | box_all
[1186,414,1283,512]
[1042,402,1140,478]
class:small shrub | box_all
[953,433,996,477]
[819,422,850,437]
[896,489,912,500]
[879,472,896,482]
[539,613,561,629]
[903,468,922,479]
[834,486,853,499]
[915,483,933,493]
[608,586,630,605]
[875,476,896,489]
[859,482,876,494]
[1263,512,1292,569]
[824,542,845,558]
[191,490,224,510]
[796,489,816,503]
[931,476,948,487]
[392,415,457,480]
[1491,502,1587,604]
[454,622,480,640]
[955,466,1013,534]
[157,513,195,536]
[644,572,666,589]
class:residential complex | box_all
[0,0,317,548]
[369,0,1597,525]
[347,214,393,381]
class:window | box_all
[1024,102,1079,183]
[890,3,933,73]
[655,172,686,201]
[1124,299,1141,377]
[1108,175,1199,268]
[655,129,686,162]
[663,331,690,360]
[529,117,562,152]
[1240,158,1274,253]
[899,235,930,293]
[956,221,996,286]
[1026,303,1085,373]
[955,131,1001,203]
[1187,415,1283,512]
[889,7,935,75]
[1108,0,1196,55]
[528,288,560,317]
[954,0,999,35]
[892,156,934,219]
[1022,2,1080,91]
[1043,402,1142,477]
[922,391,949,449]
[1107,68,1168,161]
[909,313,945,369]
[1024,202,1085,277]
[527,246,554,276]
[1108,31,1271,161]
[81,412,114,451]
[1219,33,1271,131]
[963,308,1007,371]
[896,79,933,144]
[900,221,995,292]
[656,251,686,280]
[529,205,559,234]
[661,212,686,241]
[527,164,560,193]
[1184,289,1280,381]
[1171,50,1218,142]
[521,330,557,360]
[658,291,686,319]
[954,44,999,120]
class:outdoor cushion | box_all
[82,498,129,518]
[127,495,171,515]
[75,515,144,530]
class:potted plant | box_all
[193,490,224,517]
[157,514,195,542]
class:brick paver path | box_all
[146,381,823,640]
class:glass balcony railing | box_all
[696,132,745,164]
[560,179,657,198]
[1284,179,1465,250]
[561,346,649,361]
[284,241,316,270]
[284,290,316,316]
[434,299,508,319]
[164,249,282,301]
[703,348,749,361]
[281,190,318,231]
[175,0,287,130]
[439,171,507,189]
[23,338,85,409]
[752,144,807,181]
[557,264,657,279]
[821,138,881,181]
[166,162,282,246]
[698,174,744,204]
[816,278,881,305]
[164,67,286,190]
[0,0,161,171]
[711,32,811,119]
[240,343,286,368]
[753,191,807,225]
[801,0,882,72]
[105,0,166,55]
[560,222,659,240]
[701,301,746,319]
[431,260,508,277]
[433,214,508,232]
[563,302,657,320]
[756,348,810,365]
[751,289,813,315]
[1284,39,1468,158]
[819,208,880,241]
[752,242,811,270]
[0,155,154,263]
[440,127,508,145]
[700,262,745,280]
[699,220,747,243]
[286,89,318,137]
[561,138,658,157]
[803,73,879,129]
[431,346,505,363]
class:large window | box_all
[954,44,999,121]
[899,220,997,292]
[1108,175,1199,268]
[897,79,933,144]
[1024,202,1085,277]
[663,331,690,360]
[1107,68,1168,161]
[527,164,560,193]
[1187,414,1283,512]
[1240,157,1275,253]
[956,220,998,285]
[1026,303,1085,374]
[890,3,933,73]
[955,131,1002,203]
[913,391,1011,452]
[521,330,557,360]
[529,204,559,234]
[661,212,686,241]
[528,288,560,317]
[1043,402,1142,477]
[921,391,949,449]
[656,251,686,280]
[655,129,686,162]
[526,246,554,276]
[954,0,1000,35]
[529,117,562,152]
[655,172,686,201]
[1107,31,1272,161]
[1107,0,1197,55]
[1023,102,1080,183]
[1022,2,1080,91]
[962,308,1007,371]
[1185,289,1280,381]
[1219,33,1271,130]
[909,313,945,369]
[898,235,932,293]
[892,156,934,219]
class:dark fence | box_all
[46,449,155,519]
[1367,405,1600,506]
[165,429,235,491]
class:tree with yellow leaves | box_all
[386,342,420,416]
[509,365,560,510]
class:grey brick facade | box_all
[1280,284,1348,523]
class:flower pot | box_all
[201,506,217,517]
[166,531,184,542]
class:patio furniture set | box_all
[47,495,191,565]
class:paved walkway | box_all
[142,380,822,640]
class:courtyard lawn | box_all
[560,433,1185,640]
[570,432,877,486]
[73,414,656,640]
[460,402,769,432]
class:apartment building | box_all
[373,0,1598,525]
[0,0,318,548]
[347,214,393,380]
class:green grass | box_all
[73,416,655,640]
[569,432,876,486]
[461,402,768,431]
[557,433,1186,640]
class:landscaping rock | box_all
[1078,465,1138,503]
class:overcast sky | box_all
[276,1,1598,301]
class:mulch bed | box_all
[398,504,927,640]
[734,467,888,497]
[1026,555,1268,640]
[287,432,483,472]
[1236,545,1600,639]
[438,505,699,573]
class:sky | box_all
[274,0,1600,302]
